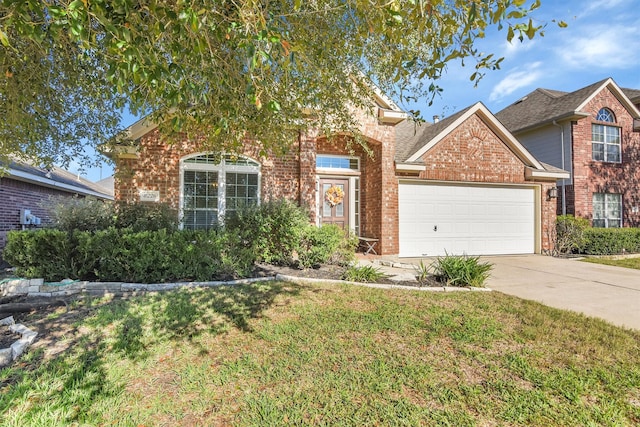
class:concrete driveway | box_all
[483,255,640,330]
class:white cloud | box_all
[581,0,629,16]
[489,62,543,101]
[558,25,640,70]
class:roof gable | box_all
[399,102,543,170]
[496,78,640,134]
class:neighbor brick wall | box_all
[0,177,74,252]
[570,87,640,227]
[410,113,558,253]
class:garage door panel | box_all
[399,183,535,257]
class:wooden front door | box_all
[320,178,349,229]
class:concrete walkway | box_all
[357,254,640,330]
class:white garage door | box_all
[398,183,536,257]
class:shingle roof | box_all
[495,78,610,133]
[622,87,640,104]
[395,106,471,162]
[4,160,113,198]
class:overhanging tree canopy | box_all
[0,0,562,167]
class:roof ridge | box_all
[536,88,567,98]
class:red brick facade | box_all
[115,107,400,254]
[114,108,558,255]
[567,87,640,227]
[0,177,71,250]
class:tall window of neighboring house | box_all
[592,193,622,228]
[181,154,260,229]
[592,108,621,162]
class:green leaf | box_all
[526,19,536,39]
[0,30,9,47]
[68,0,84,11]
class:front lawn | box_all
[1,282,639,426]
[582,256,640,270]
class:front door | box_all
[320,178,349,229]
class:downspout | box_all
[552,120,567,215]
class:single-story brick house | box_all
[109,96,567,257]
[0,160,114,251]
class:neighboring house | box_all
[0,160,114,250]
[108,97,566,257]
[496,78,640,228]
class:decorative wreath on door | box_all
[325,185,345,207]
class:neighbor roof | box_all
[622,87,640,105]
[2,160,114,199]
[496,78,640,134]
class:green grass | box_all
[1,282,639,426]
[582,256,640,270]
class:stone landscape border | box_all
[0,316,38,367]
[1,275,491,298]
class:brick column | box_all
[379,135,399,255]
[299,130,318,221]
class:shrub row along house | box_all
[0,160,113,251]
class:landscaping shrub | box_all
[430,253,492,287]
[4,198,358,281]
[297,225,357,268]
[47,197,178,232]
[114,202,178,231]
[224,200,309,265]
[554,215,589,255]
[581,227,640,255]
[341,264,385,283]
[3,229,76,281]
[4,228,234,282]
[47,196,114,232]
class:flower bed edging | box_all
[0,316,38,368]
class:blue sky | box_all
[408,0,640,120]
[76,0,640,182]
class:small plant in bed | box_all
[431,253,492,287]
[341,264,386,283]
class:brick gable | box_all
[416,114,526,183]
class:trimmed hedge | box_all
[581,228,640,255]
[3,200,358,282]
[3,228,246,283]
[554,215,640,256]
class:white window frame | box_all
[592,193,622,228]
[179,153,261,229]
[592,108,621,163]
[316,154,360,174]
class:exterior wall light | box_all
[548,187,559,199]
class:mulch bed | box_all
[0,326,20,349]
[254,262,439,288]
